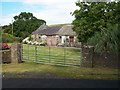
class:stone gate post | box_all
[81,45,94,68]
[11,43,22,63]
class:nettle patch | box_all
[0,43,11,50]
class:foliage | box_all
[87,24,119,53]
[28,35,33,41]
[72,1,120,43]
[0,43,11,50]
[72,1,120,53]
[3,12,46,41]
[2,33,20,43]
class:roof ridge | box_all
[48,23,71,27]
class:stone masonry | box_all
[11,43,22,63]
[81,45,94,68]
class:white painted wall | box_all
[61,36,69,44]
[61,36,66,44]
[41,35,47,41]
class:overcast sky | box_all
[0,0,79,26]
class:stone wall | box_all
[93,52,119,68]
[1,43,119,68]
[80,45,94,68]
[1,43,22,63]
[11,43,22,63]
[80,45,119,68]
[1,50,11,63]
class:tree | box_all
[4,12,46,41]
[72,1,119,43]
[72,1,120,53]
[87,24,119,53]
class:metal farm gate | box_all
[22,44,82,66]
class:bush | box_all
[2,33,20,43]
[0,43,11,50]
[87,24,119,54]
[28,35,33,41]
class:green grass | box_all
[2,62,119,80]
[23,44,81,66]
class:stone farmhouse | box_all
[31,24,78,47]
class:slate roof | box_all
[39,25,63,35]
[32,25,48,34]
[32,24,76,36]
[57,25,76,36]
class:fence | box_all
[3,43,118,68]
[22,44,82,66]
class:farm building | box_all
[31,24,78,47]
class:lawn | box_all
[22,44,81,66]
[2,62,119,80]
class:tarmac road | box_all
[2,78,119,88]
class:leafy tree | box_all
[3,12,46,41]
[72,1,120,53]
[72,1,120,43]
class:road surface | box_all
[2,78,119,88]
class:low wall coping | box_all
[0,49,11,52]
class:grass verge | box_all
[2,62,119,80]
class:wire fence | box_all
[22,44,82,66]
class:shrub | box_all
[2,33,20,43]
[0,43,11,50]
[28,35,33,41]
[87,24,119,54]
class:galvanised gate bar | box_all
[22,44,82,66]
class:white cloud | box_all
[22,0,79,25]
[0,13,20,26]
[23,0,76,5]
[1,0,79,25]
[33,5,76,25]
[0,16,12,26]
